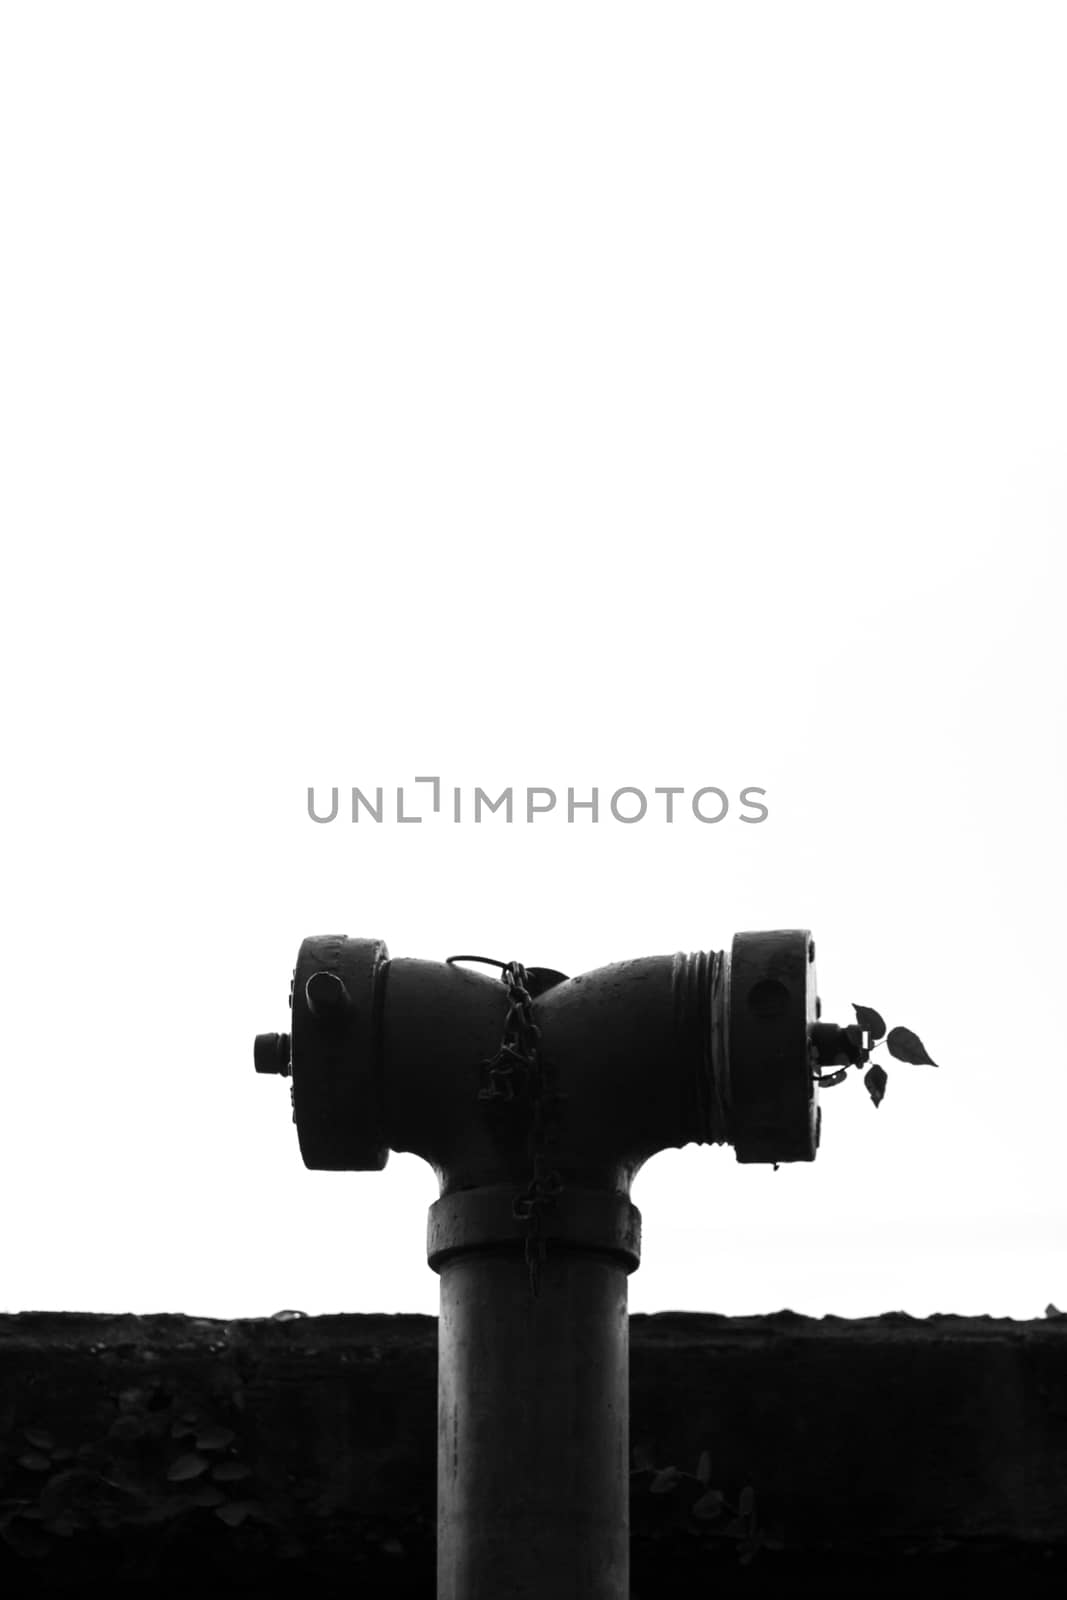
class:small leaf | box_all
[215,1499,261,1527]
[886,1026,938,1067]
[22,1429,54,1452]
[692,1488,725,1519]
[195,1425,236,1452]
[650,1467,681,1494]
[739,1486,755,1518]
[696,1450,711,1486]
[853,1004,887,1041]
[167,1453,209,1482]
[17,1452,51,1473]
[211,1461,251,1482]
[864,1064,888,1107]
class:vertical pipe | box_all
[437,1246,630,1600]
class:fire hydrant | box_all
[254,929,834,1599]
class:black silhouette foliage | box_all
[864,1064,888,1108]
[886,1026,938,1067]
[815,1006,939,1107]
[852,1004,887,1040]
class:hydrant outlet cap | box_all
[728,929,819,1164]
[290,935,390,1172]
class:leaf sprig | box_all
[812,1006,938,1109]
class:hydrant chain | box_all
[476,960,567,1298]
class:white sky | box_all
[2,3,1064,1320]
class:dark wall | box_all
[1,1311,1064,1594]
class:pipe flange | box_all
[728,928,819,1164]
[291,934,390,1171]
[427,1185,642,1274]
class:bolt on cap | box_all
[305,968,350,1018]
